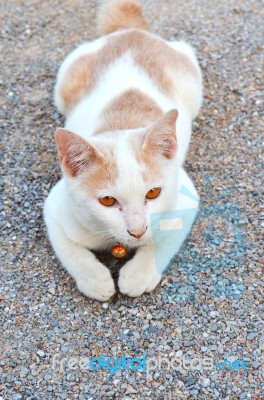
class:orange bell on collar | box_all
[111,244,127,260]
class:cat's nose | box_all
[127,227,147,239]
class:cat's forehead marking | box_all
[79,148,118,195]
[79,129,163,197]
[114,134,163,195]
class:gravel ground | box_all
[0,0,263,399]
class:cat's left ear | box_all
[54,128,101,177]
[143,109,178,159]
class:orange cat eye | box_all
[99,196,117,207]
[146,187,161,199]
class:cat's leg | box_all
[119,223,194,297]
[118,231,182,297]
[44,210,115,301]
[118,244,161,297]
[119,227,191,297]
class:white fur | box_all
[44,28,202,301]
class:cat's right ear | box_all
[54,128,100,177]
[143,109,178,159]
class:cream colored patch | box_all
[58,30,200,116]
[94,89,163,135]
[117,31,200,97]
[59,53,96,115]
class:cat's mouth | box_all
[109,228,151,249]
[112,236,150,249]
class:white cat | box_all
[44,0,203,301]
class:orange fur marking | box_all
[59,30,200,116]
[59,53,96,116]
[94,89,163,135]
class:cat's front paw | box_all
[76,264,115,301]
[118,259,161,297]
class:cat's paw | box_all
[118,259,161,297]
[76,265,115,301]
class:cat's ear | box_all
[54,128,101,177]
[143,109,178,159]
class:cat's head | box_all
[55,109,179,249]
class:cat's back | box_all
[55,0,202,129]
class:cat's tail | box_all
[96,0,150,35]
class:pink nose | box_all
[127,227,147,239]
